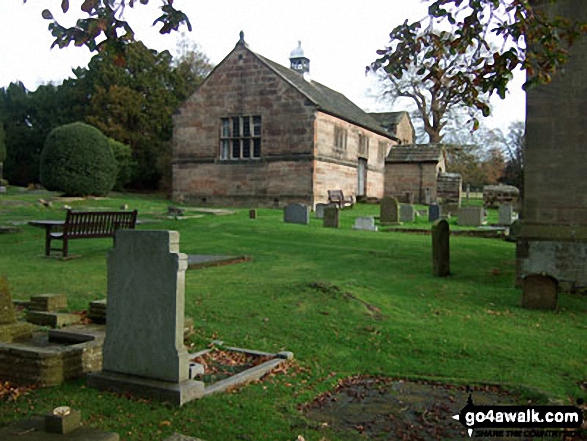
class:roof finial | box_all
[239,31,245,44]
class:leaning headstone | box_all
[428,204,441,222]
[498,204,517,226]
[432,219,450,277]
[323,206,340,228]
[399,204,416,223]
[457,207,484,226]
[88,230,204,406]
[315,203,329,219]
[380,197,401,225]
[283,203,310,225]
[353,217,378,231]
[522,274,558,310]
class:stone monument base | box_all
[0,322,34,343]
[87,370,205,406]
[0,415,119,441]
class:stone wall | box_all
[384,162,440,204]
[517,0,587,291]
[437,172,462,203]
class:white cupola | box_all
[289,41,310,74]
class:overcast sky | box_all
[0,0,525,130]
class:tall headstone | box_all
[353,217,378,231]
[88,230,204,406]
[457,207,484,226]
[283,203,310,225]
[432,219,450,277]
[428,204,441,222]
[399,204,416,223]
[380,197,401,225]
[323,206,340,228]
[522,274,558,310]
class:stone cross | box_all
[432,219,450,277]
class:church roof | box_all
[250,49,396,140]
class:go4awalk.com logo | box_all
[452,389,584,438]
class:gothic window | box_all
[220,116,262,160]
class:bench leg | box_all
[45,230,51,257]
[62,239,68,259]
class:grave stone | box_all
[522,274,558,310]
[424,188,431,205]
[315,203,329,219]
[399,204,416,223]
[29,293,68,312]
[249,209,257,220]
[457,207,484,226]
[88,230,204,406]
[352,217,378,231]
[432,219,450,277]
[283,203,310,225]
[498,204,517,226]
[0,186,6,194]
[380,197,401,225]
[0,278,33,343]
[428,204,441,222]
[323,206,340,228]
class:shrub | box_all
[39,122,117,196]
[108,138,136,191]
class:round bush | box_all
[40,122,117,196]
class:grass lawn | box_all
[0,188,585,440]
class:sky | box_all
[0,0,525,131]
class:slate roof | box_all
[386,144,443,163]
[251,49,396,140]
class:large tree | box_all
[369,0,586,133]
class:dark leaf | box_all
[42,9,53,20]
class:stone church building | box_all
[172,33,415,208]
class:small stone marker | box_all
[283,203,310,225]
[380,197,401,225]
[457,207,484,226]
[315,203,328,219]
[0,186,6,194]
[45,406,81,435]
[505,219,521,243]
[432,219,450,277]
[249,209,257,220]
[498,204,517,226]
[399,204,416,223]
[88,299,107,323]
[29,293,68,312]
[88,230,204,406]
[353,216,378,231]
[428,204,441,222]
[522,274,558,310]
[323,206,340,228]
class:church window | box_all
[334,126,347,151]
[359,134,369,156]
[220,116,262,160]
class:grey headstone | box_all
[399,204,416,223]
[0,187,6,194]
[498,204,517,226]
[353,217,378,231]
[428,204,441,222]
[323,206,340,228]
[522,274,558,310]
[284,203,310,225]
[432,219,450,277]
[315,203,329,219]
[380,197,400,225]
[249,209,257,220]
[103,230,190,382]
[457,207,484,226]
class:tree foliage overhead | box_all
[24,0,191,63]
[369,0,586,131]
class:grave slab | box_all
[353,216,378,231]
[187,254,251,270]
[26,311,81,328]
[283,203,310,224]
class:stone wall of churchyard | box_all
[172,43,316,207]
[313,112,392,204]
[518,0,587,291]
[383,162,440,204]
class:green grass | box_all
[0,188,585,440]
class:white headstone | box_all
[353,217,378,231]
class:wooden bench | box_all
[44,210,138,258]
[327,190,354,209]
